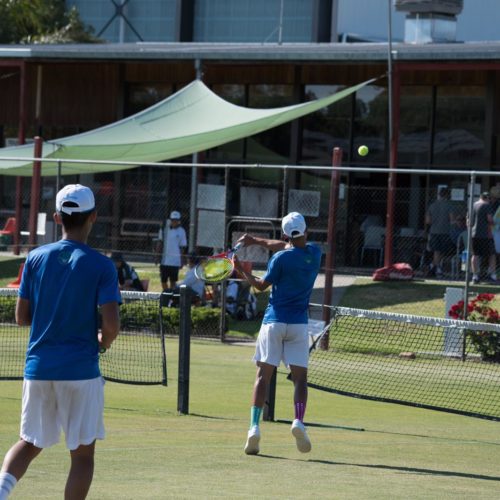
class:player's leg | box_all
[245,323,284,455]
[159,265,169,291]
[284,324,312,453]
[0,440,42,498]
[1,380,60,497]
[487,240,497,281]
[65,442,95,500]
[168,266,179,290]
[289,365,308,421]
[55,378,105,498]
[244,362,275,455]
[471,238,481,283]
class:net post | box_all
[263,367,277,421]
[178,285,191,414]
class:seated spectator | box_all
[111,252,145,291]
[176,253,205,303]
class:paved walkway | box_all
[308,273,357,320]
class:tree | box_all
[0,0,100,44]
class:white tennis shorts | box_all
[20,377,105,450]
[253,322,309,368]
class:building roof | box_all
[0,41,500,63]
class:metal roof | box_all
[0,41,499,63]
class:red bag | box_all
[372,262,414,281]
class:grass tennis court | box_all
[1,338,499,499]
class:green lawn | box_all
[339,277,500,317]
[1,338,499,499]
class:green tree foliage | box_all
[0,0,100,44]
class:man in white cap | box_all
[0,184,121,499]
[235,212,321,456]
[156,210,187,290]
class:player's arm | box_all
[99,302,120,350]
[234,257,270,292]
[237,233,289,252]
[15,297,31,326]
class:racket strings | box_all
[196,258,234,282]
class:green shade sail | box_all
[0,78,375,177]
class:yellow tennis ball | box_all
[358,145,369,157]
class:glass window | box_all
[247,84,294,163]
[398,86,432,165]
[67,0,177,42]
[126,84,173,116]
[301,85,351,165]
[433,86,486,167]
[194,0,313,42]
[352,85,388,164]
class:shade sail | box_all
[0,78,375,177]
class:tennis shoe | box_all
[291,419,311,453]
[244,425,260,455]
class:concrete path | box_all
[308,273,357,320]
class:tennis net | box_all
[308,306,500,421]
[0,289,167,386]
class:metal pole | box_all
[322,147,342,331]
[189,59,202,254]
[463,173,475,319]
[278,0,284,45]
[28,137,43,248]
[384,2,400,267]
[387,0,393,151]
[178,285,191,414]
[263,367,277,422]
[13,61,27,256]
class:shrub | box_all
[119,299,222,337]
[0,296,16,323]
[448,293,500,362]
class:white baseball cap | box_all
[282,212,306,239]
[170,211,181,220]
[56,184,95,215]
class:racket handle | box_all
[230,242,243,253]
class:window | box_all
[433,86,486,166]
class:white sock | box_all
[0,472,17,499]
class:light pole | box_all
[384,0,397,266]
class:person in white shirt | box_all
[156,211,187,290]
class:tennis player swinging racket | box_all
[234,212,322,455]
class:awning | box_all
[0,77,376,176]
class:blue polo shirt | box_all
[19,239,121,380]
[262,243,321,325]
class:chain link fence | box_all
[1,159,500,290]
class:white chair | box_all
[360,225,385,267]
[20,212,47,242]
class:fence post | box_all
[28,136,43,248]
[263,367,277,422]
[321,146,342,350]
[178,285,191,414]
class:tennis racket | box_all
[194,243,243,283]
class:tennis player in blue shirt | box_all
[0,184,121,500]
[235,212,321,455]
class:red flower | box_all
[448,293,499,324]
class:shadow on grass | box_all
[309,459,500,482]
[257,454,500,482]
